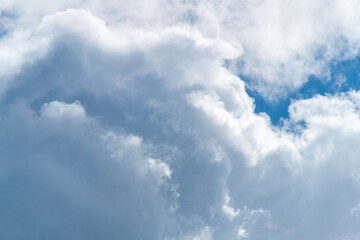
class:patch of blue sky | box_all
[0,29,8,38]
[181,9,198,24]
[0,10,17,38]
[0,10,17,19]
[243,57,360,125]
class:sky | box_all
[3,1,360,239]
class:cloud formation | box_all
[2,1,360,240]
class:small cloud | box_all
[148,157,172,179]
[222,194,240,220]
[350,202,360,216]
[237,227,248,239]
[332,73,347,92]
[40,100,86,119]
[193,226,213,240]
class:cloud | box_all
[5,0,360,99]
[0,99,178,239]
[222,194,240,220]
[3,1,360,240]
[191,0,360,99]
[40,100,86,119]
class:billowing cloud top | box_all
[2,1,360,239]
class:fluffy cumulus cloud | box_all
[2,1,360,240]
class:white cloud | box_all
[187,89,282,166]
[192,226,213,240]
[222,194,240,220]
[237,227,248,239]
[4,1,360,240]
[193,0,360,99]
[148,157,172,179]
[6,0,360,100]
[40,100,86,119]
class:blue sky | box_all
[2,1,360,240]
[247,57,360,125]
